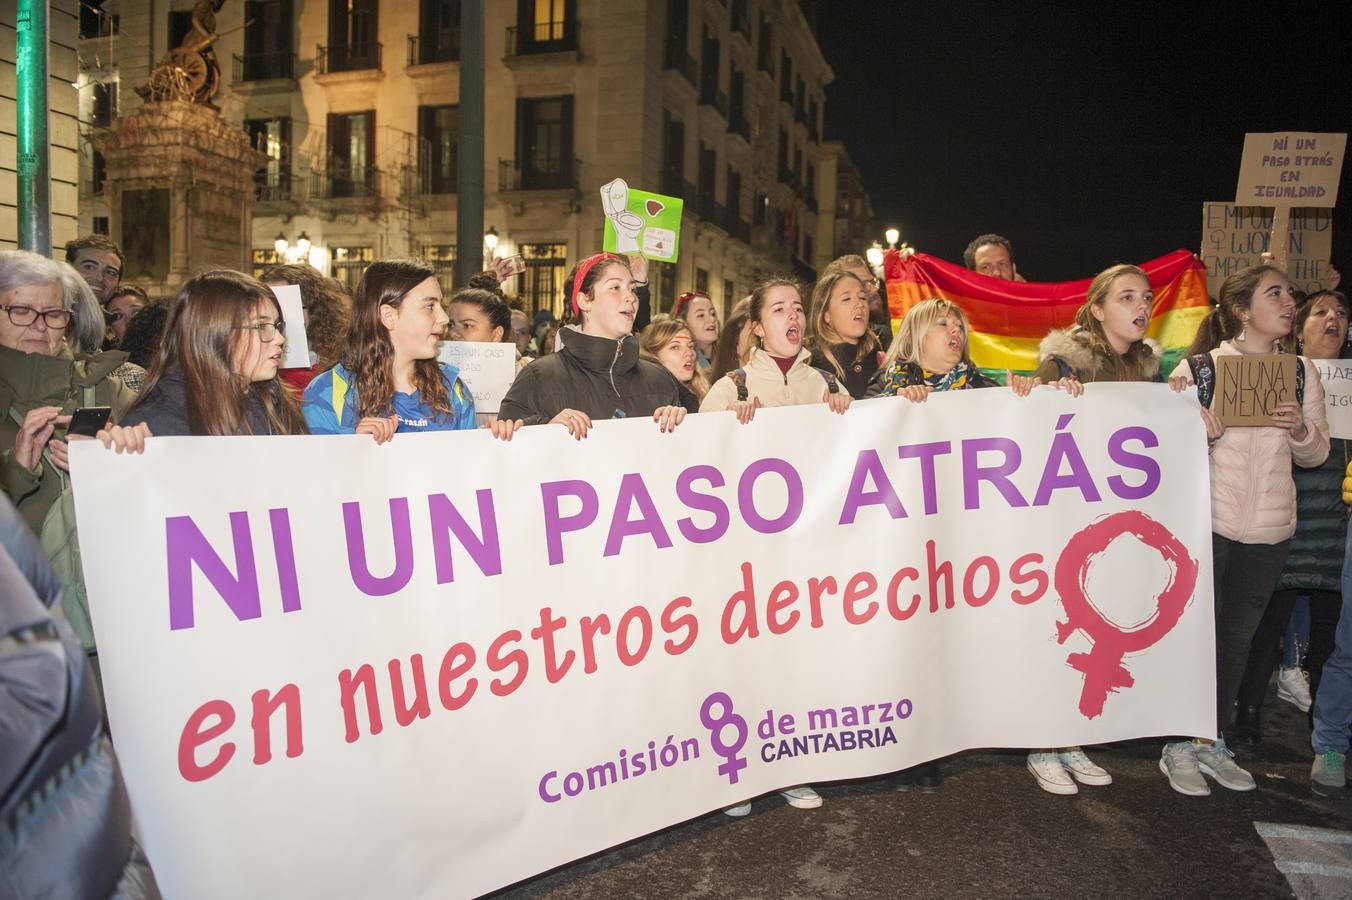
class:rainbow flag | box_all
[883,249,1212,375]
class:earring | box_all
[1237,322,1247,343]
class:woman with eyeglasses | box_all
[1,250,136,534]
[104,269,309,439]
[673,289,720,370]
[302,258,509,443]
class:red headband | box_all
[673,290,708,321]
[571,252,623,316]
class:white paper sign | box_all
[70,384,1216,899]
[437,340,516,413]
[269,284,312,370]
[1311,359,1352,439]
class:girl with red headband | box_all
[673,289,720,370]
[498,253,685,438]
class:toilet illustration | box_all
[600,178,643,253]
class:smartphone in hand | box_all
[68,406,112,437]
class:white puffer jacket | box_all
[1170,342,1330,544]
[701,347,832,411]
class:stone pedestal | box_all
[96,101,262,296]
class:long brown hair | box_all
[809,269,879,378]
[260,262,351,370]
[131,269,307,435]
[709,296,752,384]
[746,277,801,354]
[1188,264,1286,355]
[341,258,452,419]
[1071,263,1155,381]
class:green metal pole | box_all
[455,0,484,285]
[16,0,52,253]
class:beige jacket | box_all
[701,347,831,412]
[1170,342,1330,544]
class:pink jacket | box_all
[1171,343,1330,544]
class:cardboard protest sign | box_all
[71,384,1216,899]
[268,284,312,370]
[601,177,683,262]
[1235,132,1346,207]
[1310,359,1352,440]
[1213,353,1297,426]
[1201,204,1334,297]
[437,340,516,413]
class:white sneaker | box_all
[722,801,752,817]
[1278,666,1313,712]
[1027,752,1078,795]
[1195,740,1256,792]
[779,785,822,809]
[1058,748,1112,786]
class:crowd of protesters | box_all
[3,228,1351,895]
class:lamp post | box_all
[484,226,499,255]
[865,242,884,269]
[885,227,900,248]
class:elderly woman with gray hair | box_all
[1,249,136,536]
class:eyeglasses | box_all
[1,304,73,329]
[239,320,286,341]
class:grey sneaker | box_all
[1195,740,1256,791]
[1160,741,1210,796]
[1311,750,1346,799]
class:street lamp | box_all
[274,231,288,255]
[296,231,312,255]
[885,227,900,248]
[484,226,499,253]
[865,242,884,268]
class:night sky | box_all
[813,2,1352,280]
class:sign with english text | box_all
[1200,204,1334,298]
[70,384,1217,899]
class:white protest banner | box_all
[1235,132,1346,207]
[1201,203,1334,297]
[70,384,1216,899]
[268,284,312,370]
[437,340,516,413]
[1310,359,1352,440]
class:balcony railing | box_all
[311,166,379,200]
[418,149,459,194]
[505,20,580,57]
[232,50,295,83]
[663,42,697,86]
[317,41,382,74]
[499,157,580,191]
[254,172,295,203]
[408,31,460,65]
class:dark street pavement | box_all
[495,693,1352,899]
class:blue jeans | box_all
[1312,527,1352,754]
[1284,595,1310,668]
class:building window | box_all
[695,267,709,294]
[326,111,375,197]
[513,0,577,53]
[91,82,117,127]
[418,105,459,194]
[757,14,772,73]
[92,150,107,195]
[241,0,294,80]
[168,10,194,48]
[777,130,788,180]
[661,111,685,197]
[327,0,380,71]
[252,248,282,279]
[332,246,375,292]
[753,191,767,226]
[723,278,735,315]
[421,244,457,294]
[779,51,792,102]
[245,117,292,201]
[513,96,574,190]
[726,166,741,224]
[92,216,109,235]
[519,242,569,316]
[80,5,118,38]
[698,144,716,219]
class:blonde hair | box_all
[640,317,709,399]
[809,269,879,378]
[880,298,973,371]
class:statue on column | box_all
[138,0,228,105]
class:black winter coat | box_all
[1278,438,1351,593]
[499,328,682,425]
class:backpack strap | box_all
[732,368,748,403]
[1186,353,1216,408]
[813,367,841,395]
[1052,356,1075,379]
[1296,356,1305,405]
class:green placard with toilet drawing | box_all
[600,177,683,262]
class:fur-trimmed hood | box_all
[1037,327,1161,380]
